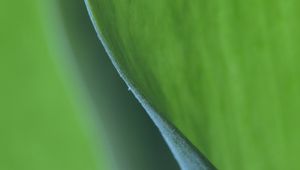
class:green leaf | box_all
[0,1,111,170]
[59,0,180,169]
[85,0,300,169]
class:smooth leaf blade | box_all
[0,1,111,170]
[85,0,300,169]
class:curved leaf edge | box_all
[84,1,216,169]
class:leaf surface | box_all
[85,0,300,169]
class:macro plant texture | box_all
[2,0,300,170]
[85,0,300,169]
[1,0,177,170]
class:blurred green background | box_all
[0,0,178,169]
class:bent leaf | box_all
[85,0,300,169]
